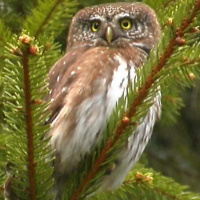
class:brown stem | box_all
[22,53,36,200]
[70,1,200,199]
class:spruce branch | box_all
[88,163,200,200]
[5,34,38,200]
[153,187,183,200]
[0,20,12,56]
[0,21,13,183]
[124,168,200,200]
[34,0,64,38]
[23,0,80,39]
[3,32,55,200]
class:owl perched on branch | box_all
[47,2,161,196]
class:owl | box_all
[47,2,161,197]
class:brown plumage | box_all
[46,2,161,198]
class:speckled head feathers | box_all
[75,3,156,22]
[67,2,160,51]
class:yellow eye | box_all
[91,21,100,32]
[120,19,132,30]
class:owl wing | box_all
[47,46,89,121]
[47,45,153,173]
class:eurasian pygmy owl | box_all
[47,2,161,197]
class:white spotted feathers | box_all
[47,2,161,197]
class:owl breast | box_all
[47,45,161,190]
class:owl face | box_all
[67,3,160,52]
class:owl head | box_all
[67,2,161,53]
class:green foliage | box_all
[91,163,200,200]
[23,0,80,39]
[0,0,200,200]
[2,33,55,200]
[0,0,38,33]
[0,20,12,136]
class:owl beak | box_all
[105,26,114,44]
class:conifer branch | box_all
[125,174,189,200]
[89,166,200,200]
[177,1,200,37]
[0,21,12,60]
[153,186,183,200]
[34,0,63,38]
[22,52,36,200]
[3,33,55,199]
[124,177,189,200]
[69,1,200,200]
